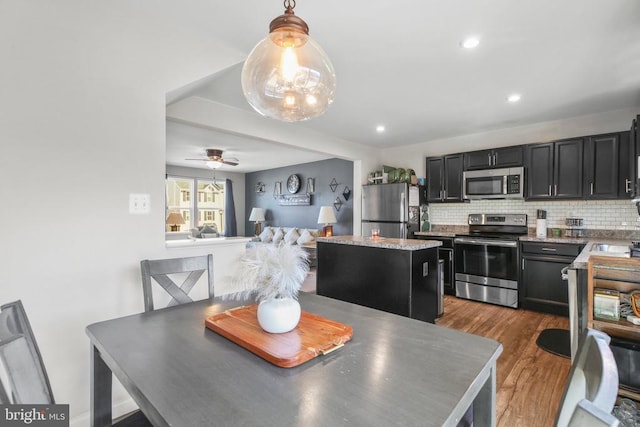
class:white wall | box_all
[0,2,251,424]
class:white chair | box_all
[555,328,620,427]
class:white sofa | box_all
[246,226,319,266]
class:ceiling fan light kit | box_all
[185,148,239,169]
[241,0,336,122]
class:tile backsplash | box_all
[428,199,640,230]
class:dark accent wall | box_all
[245,158,354,236]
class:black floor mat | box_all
[536,328,571,359]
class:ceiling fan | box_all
[185,149,239,169]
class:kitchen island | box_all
[316,236,442,323]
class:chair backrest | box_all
[555,328,620,427]
[140,254,214,312]
[0,300,54,404]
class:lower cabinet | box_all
[414,235,455,295]
[519,242,584,316]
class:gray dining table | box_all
[86,293,502,427]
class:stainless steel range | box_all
[454,214,528,308]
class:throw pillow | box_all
[200,224,217,234]
[284,228,300,245]
[272,228,285,244]
[297,229,314,245]
[259,227,274,243]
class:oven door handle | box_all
[454,237,518,248]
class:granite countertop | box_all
[413,231,457,238]
[317,236,442,251]
[571,238,634,269]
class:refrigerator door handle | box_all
[400,191,406,223]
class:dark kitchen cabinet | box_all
[618,131,633,198]
[464,146,524,170]
[317,242,440,323]
[413,235,455,295]
[520,242,583,316]
[628,116,640,198]
[584,133,619,199]
[426,154,463,202]
[525,138,583,199]
[525,143,553,199]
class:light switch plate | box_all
[129,193,150,214]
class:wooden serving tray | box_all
[205,305,353,368]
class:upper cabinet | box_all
[426,154,463,202]
[428,124,635,202]
[464,146,524,170]
[525,138,583,200]
[619,130,633,198]
[584,133,619,199]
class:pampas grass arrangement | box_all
[227,244,309,302]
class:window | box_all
[166,176,224,233]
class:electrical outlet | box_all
[129,193,150,214]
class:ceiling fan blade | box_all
[222,159,239,166]
[184,158,209,161]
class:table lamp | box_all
[166,212,185,232]
[317,206,337,237]
[249,207,266,236]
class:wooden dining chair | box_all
[0,300,151,426]
[554,328,620,427]
[0,300,54,404]
[140,254,214,312]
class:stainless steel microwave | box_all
[463,167,524,199]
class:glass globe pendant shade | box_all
[241,7,336,122]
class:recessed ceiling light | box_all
[461,37,480,49]
[376,125,385,133]
[507,94,521,103]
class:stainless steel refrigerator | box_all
[362,183,424,238]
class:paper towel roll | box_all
[536,219,547,238]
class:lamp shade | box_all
[166,212,185,225]
[317,206,336,224]
[249,207,266,222]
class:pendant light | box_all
[241,0,336,122]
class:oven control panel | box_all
[468,213,527,226]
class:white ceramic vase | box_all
[257,297,301,334]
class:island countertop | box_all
[317,235,442,251]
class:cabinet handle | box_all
[522,258,525,270]
[541,247,557,252]
[488,153,492,166]
[548,185,552,196]
[590,182,594,195]
[554,184,558,196]
[493,153,498,166]
[626,179,632,193]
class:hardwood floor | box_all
[436,295,571,427]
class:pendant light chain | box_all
[283,0,296,10]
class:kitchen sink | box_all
[590,243,631,254]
